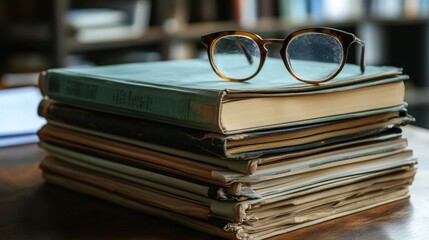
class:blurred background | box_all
[0,0,428,133]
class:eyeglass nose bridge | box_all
[262,39,284,45]
[259,39,287,62]
[261,39,284,50]
[257,38,296,82]
[259,38,288,63]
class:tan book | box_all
[38,99,411,161]
[38,121,407,175]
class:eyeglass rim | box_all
[201,27,365,84]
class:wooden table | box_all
[1,125,428,240]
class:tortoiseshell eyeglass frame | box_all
[201,27,365,84]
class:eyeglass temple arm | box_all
[235,40,254,64]
[355,37,365,73]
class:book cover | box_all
[39,58,407,134]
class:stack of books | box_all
[37,58,417,239]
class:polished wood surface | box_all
[1,125,428,240]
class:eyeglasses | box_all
[201,27,365,84]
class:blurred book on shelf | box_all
[67,8,128,29]
[67,0,151,43]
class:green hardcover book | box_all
[39,58,406,134]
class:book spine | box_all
[38,100,229,158]
[42,71,224,133]
[38,71,46,96]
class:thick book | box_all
[40,156,416,239]
[41,156,415,223]
[39,58,407,133]
[43,171,412,239]
[38,99,412,160]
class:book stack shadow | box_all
[36,59,417,240]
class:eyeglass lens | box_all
[286,33,343,82]
[211,32,345,82]
[212,35,261,80]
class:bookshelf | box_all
[1,0,429,87]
